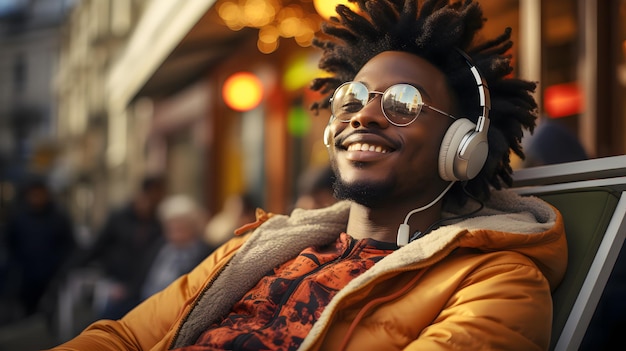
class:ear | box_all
[439,118,482,181]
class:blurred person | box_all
[4,174,76,317]
[522,118,588,167]
[48,1,567,350]
[139,194,213,301]
[68,174,166,320]
[293,165,337,210]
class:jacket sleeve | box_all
[45,235,248,351]
[405,253,553,351]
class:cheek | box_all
[331,156,357,183]
[327,120,344,143]
[406,126,444,155]
[403,125,449,176]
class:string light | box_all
[216,0,321,54]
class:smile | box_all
[346,142,391,153]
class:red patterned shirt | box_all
[175,232,397,351]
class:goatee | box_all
[333,175,395,209]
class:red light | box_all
[544,82,583,118]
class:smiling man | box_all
[49,1,567,351]
[328,52,457,237]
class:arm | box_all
[406,256,553,351]
[45,235,248,351]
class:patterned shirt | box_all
[175,232,397,351]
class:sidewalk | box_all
[0,297,96,351]
[0,314,57,351]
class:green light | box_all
[287,106,311,137]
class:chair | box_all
[511,155,626,351]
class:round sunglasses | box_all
[330,81,457,126]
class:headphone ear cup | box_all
[439,118,477,181]
[323,124,331,148]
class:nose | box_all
[349,95,389,129]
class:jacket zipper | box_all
[168,256,233,349]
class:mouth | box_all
[338,132,398,154]
[338,132,398,160]
[346,142,391,153]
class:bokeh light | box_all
[313,0,359,20]
[222,72,264,111]
[287,105,311,136]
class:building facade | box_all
[0,0,75,221]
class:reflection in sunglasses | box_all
[330,81,456,126]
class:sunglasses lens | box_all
[382,84,422,126]
[331,82,369,122]
[330,82,423,126]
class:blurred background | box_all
[0,0,624,349]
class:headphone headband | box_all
[455,49,491,133]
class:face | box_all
[327,51,457,208]
[165,216,198,246]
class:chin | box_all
[333,176,396,209]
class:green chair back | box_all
[533,188,620,350]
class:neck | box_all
[345,200,443,243]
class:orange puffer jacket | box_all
[48,189,567,351]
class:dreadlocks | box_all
[310,0,537,204]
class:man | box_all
[67,174,166,320]
[5,174,76,317]
[48,1,566,350]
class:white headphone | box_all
[323,119,333,148]
[438,50,491,181]
[324,50,491,182]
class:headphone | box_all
[324,49,491,182]
[438,50,491,181]
[323,120,333,148]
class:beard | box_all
[332,164,396,209]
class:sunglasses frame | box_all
[330,81,457,127]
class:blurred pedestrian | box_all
[69,174,166,320]
[523,118,588,167]
[293,165,336,210]
[5,174,76,317]
[139,194,213,301]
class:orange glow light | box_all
[222,72,264,111]
[313,0,359,20]
[544,82,583,118]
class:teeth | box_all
[347,143,389,153]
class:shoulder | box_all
[445,248,545,276]
[413,248,553,350]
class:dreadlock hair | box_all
[310,0,538,205]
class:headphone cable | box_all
[409,183,485,243]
